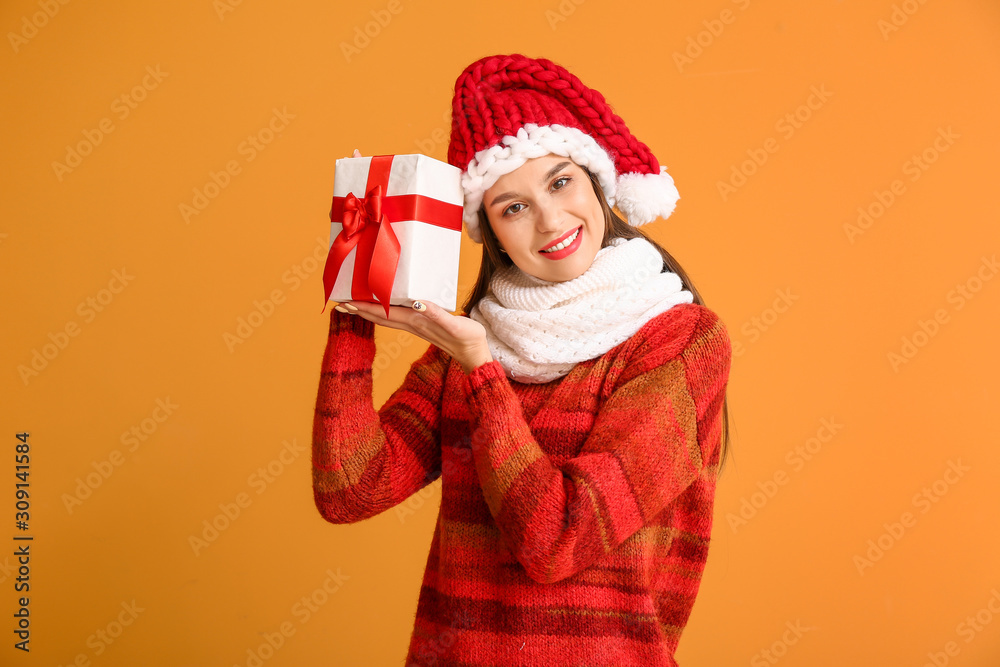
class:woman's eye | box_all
[552,176,570,190]
[503,203,525,216]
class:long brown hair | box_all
[460,168,734,471]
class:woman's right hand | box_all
[334,300,493,375]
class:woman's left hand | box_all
[336,300,494,375]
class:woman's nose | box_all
[534,199,562,232]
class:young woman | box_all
[313,54,732,667]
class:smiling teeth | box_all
[541,228,580,253]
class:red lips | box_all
[540,226,582,252]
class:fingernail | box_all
[343,303,359,312]
[412,301,426,312]
[334,305,349,313]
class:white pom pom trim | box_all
[614,166,680,227]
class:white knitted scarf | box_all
[468,236,694,384]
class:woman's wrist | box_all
[460,346,494,375]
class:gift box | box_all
[322,154,464,317]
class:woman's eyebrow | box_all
[542,161,571,183]
[488,191,517,208]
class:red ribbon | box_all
[321,155,463,318]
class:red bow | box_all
[341,187,384,239]
[321,175,401,319]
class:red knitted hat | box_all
[447,54,680,244]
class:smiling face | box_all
[481,155,606,283]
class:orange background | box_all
[2,0,999,665]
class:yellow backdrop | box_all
[2,0,999,665]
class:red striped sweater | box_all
[311,302,732,666]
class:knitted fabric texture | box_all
[469,236,694,384]
[312,302,732,666]
[448,54,680,243]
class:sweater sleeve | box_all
[460,305,731,584]
[311,309,449,524]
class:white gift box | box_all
[324,154,464,313]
